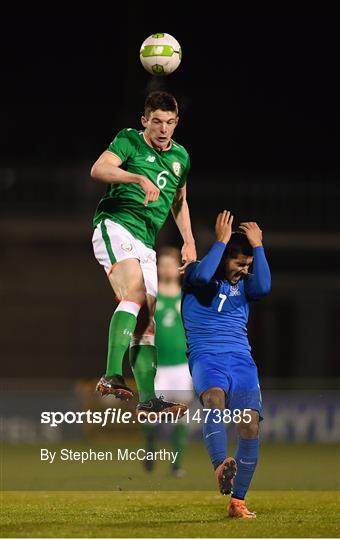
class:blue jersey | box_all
[181,242,271,358]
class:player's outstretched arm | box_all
[239,222,271,299]
[90,150,160,206]
[171,185,197,272]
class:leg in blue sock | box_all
[232,410,260,500]
[202,409,228,469]
[201,388,227,469]
[232,436,259,499]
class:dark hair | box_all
[225,232,253,259]
[144,91,178,118]
[215,232,253,280]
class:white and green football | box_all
[140,33,182,75]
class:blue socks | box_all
[202,411,259,501]
[202,410,227,469]
[232,437,259,500]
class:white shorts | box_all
[155,363,194,404]
[92,219,158,297]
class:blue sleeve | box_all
[183,241,226,286]
[244,246,271,300]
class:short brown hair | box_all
[144,91,178,118]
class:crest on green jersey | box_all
[172,162,181,176]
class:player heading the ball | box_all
[90,91,196,420]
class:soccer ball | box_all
[140,33,182,75]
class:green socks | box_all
[105,310,137,377]
[142,421,188,469]
[129,344,157,402]
[141,423,158,451]
[171,423,188,469]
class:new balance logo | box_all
[140,401,153,409]
[146,155,156,163]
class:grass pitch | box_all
[2,440,339,491]
[1,441,339,537]
[1,490,339,538]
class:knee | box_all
[237,410,260,438]
[238,422,259,438]
[201,388,225,410]
[124,285,147,306]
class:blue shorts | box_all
[189,352,263,419]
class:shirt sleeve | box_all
[244,246,271,300]
[107,129,136,163]
[183,241,226,286]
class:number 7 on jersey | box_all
[218,293,227,312]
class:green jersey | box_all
[93,128,190,248]
[155,293,188,366]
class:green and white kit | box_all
[154,292,193,402]
[92,128,190,295]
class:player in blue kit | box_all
[181,210,271,519]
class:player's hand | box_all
[215,210,234,244]
[138,175,160,206]
[238,222,263,247]
[179,241,197,274]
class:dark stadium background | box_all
[1,9,338,383]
